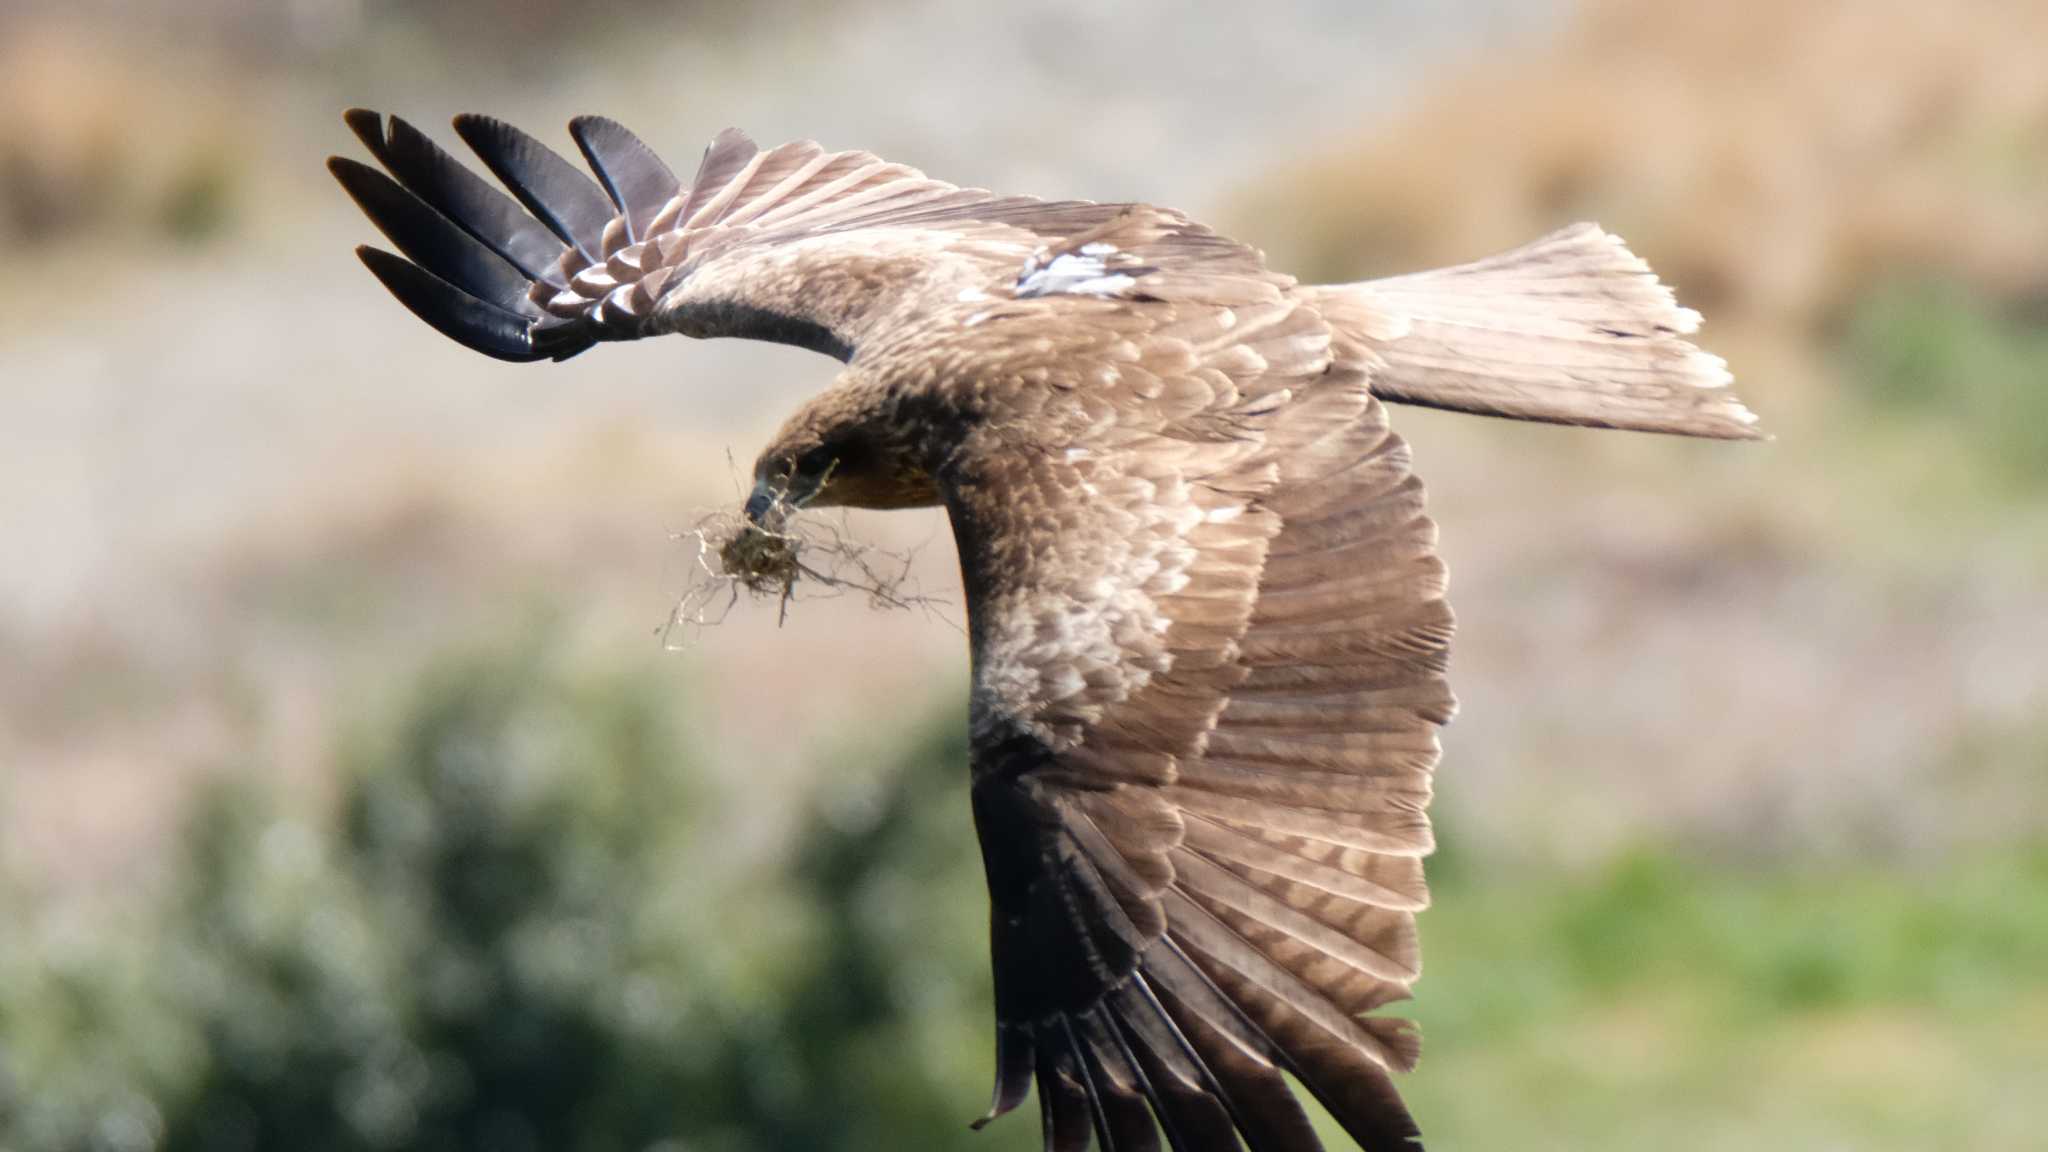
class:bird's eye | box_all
[796,444,837,478]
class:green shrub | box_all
[1846,279,2048,488]
[0,640,1024,1152]
[7,637,2047,1152]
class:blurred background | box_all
[2,0,2045,1149]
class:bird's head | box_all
[746,385,941,524]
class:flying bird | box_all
[331,110,1760,1152]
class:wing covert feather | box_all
[951,283,1449,1150]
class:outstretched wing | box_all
[945,270,1453,1151]
[331,110,1179,364]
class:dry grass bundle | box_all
[663,493,947,648]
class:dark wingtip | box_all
[327,155,390,214]
[354,245,546,363]
[451,112,614,261]
[567,114,681,241]
[709,125,758,151]
[332,156,538,315]
[566,114,617,146]
[342,108,391,163]
[567,116,637,217]
[327,154,378,192]
[373,114,568,284]
[975,1023,1036,1132]
[448,110,493,140]
[343,107,381,136]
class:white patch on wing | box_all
[1014,245,1144,299]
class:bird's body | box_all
[334,111,1760,1152]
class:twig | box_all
[663,489,954,650]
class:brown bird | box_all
[332,110,1760,1152]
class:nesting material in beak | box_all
[719,517,802,596]
[664,489,949,648]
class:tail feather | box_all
[1305,223,1762,439]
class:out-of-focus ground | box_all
[3,0,2046,1149]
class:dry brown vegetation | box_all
[0,21,243,247]
[1254,0,2048,334]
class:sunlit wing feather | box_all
[946,273,1449,1150]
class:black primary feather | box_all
[569,115,682,242]
[379,114,568,284]
[353,246,542,363]
[328,158,539,317]
[1113,978,1249,1152]
[1038,1036,1099,1152]
[452,113,616,262]
[978,1022,1037,1129]
[1072,1012,1161,1152]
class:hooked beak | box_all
[744,479,778,526]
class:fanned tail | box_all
[1304,223,1762,439]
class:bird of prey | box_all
[332,110,1760,1152]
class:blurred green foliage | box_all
[1404,846,2048,1151]
[4,637,2047,1151]
[156,153,236,244]
[0,641,1027,1152]
[1847,279,2048,489]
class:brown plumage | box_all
[333,111,1762,1152]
